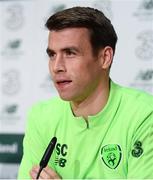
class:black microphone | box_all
[36,137,57,179]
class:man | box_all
[18,7,153,179]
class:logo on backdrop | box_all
[4,3,24,30]
[133,0,153,21]
[92,0,113,19]
[0,104,20,122]
[135,30,153,60]
[101,144,122,169]
[1,39,23,59]
[0,134,24,163]
[2,70,21,96]
[136,69,153,81]
[51,4,66,14]
[3,104,18,114]
[130,69,153,93]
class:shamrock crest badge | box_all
[101,144,122,169]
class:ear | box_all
[99,46,113,69]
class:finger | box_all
[30,165,61,179]
[29,165,40,179]
[38,170,51,179]
[33,166,56,179]
[29,171,37,180]
[44,166,61,179]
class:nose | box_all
[51,54,66,73]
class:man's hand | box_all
[30,165,61,179]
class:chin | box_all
[59,94,73,101]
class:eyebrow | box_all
[46,47,54,55]
[46,46,81,54]
[62,46,80,53]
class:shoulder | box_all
[112,82,153,142]
[29,96,67,114]
[114,82,153,111]
[112,81,153,130]
[26,96,69,128]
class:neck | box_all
[71,78,110,119]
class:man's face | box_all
[47,27,105,102]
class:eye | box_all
[46,48,56,60]
[65,49,76,57]
[49,52,56,60]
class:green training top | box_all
[18,81,153,179]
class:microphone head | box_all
[40,136,57,168]
[51,137,57,145]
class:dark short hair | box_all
[45,6,118,56]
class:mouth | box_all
[56,80,72,88]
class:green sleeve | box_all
[127,112,153,178]
[17,104,47,179]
